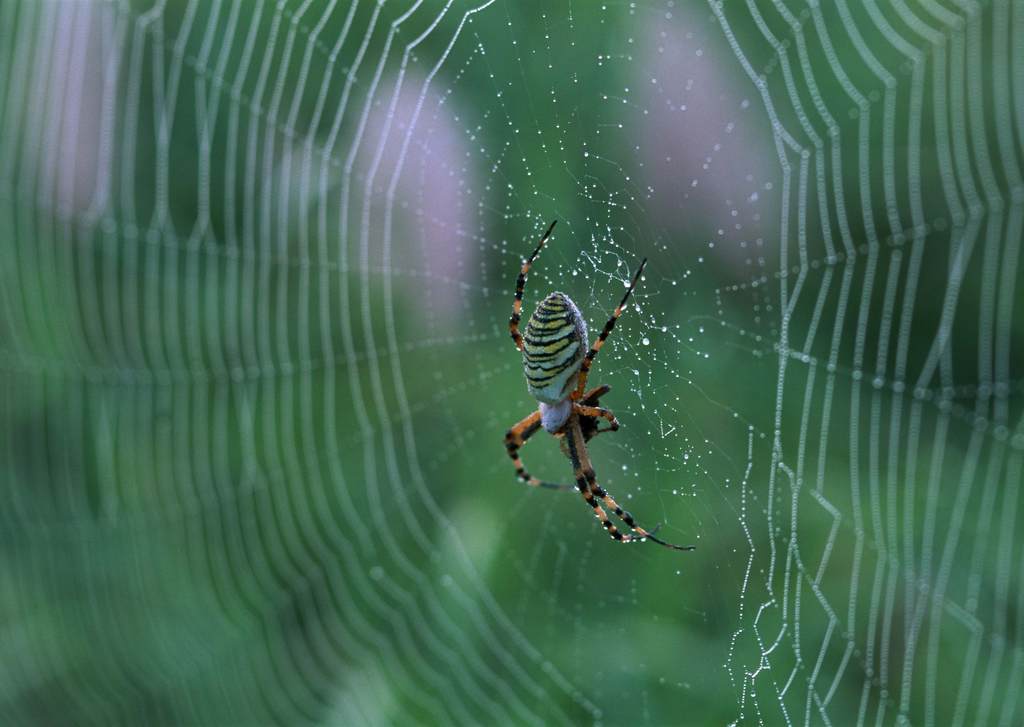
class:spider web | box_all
[1,0,1023,725]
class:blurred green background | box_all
[2,0,1023,724]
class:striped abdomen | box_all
[522,292,588,405]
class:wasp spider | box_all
[504,221,694,551]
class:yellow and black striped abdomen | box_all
[522,292,588,405]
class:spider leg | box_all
[573,258,647,399]
[583,471,695,551]
[579,386,616,434]
[504,410,575,491]
[580,384,611,406]
[576,386,619,434]
[574,403,620,433]
[565,414,694,551]
[563,414,647,545]
[509,220,558,352]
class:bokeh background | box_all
[2,1,1023,724]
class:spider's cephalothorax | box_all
[504,220,694,552]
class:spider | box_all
[504,220,694,551]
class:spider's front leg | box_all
[509,220,558,351]
[573,258,647,399]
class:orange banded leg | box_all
[582,466,695,551]
[574,404,619,434]
[509,220,558,351]
[574,258,647,399]
[566,414,694,550]
[564,414,648,544]
[579,384,611,405]
[505,387,616,491]
[504,410,575,491]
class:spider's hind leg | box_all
[584,474,694,551]
[505,410,576,491]
[565,413,694,551]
